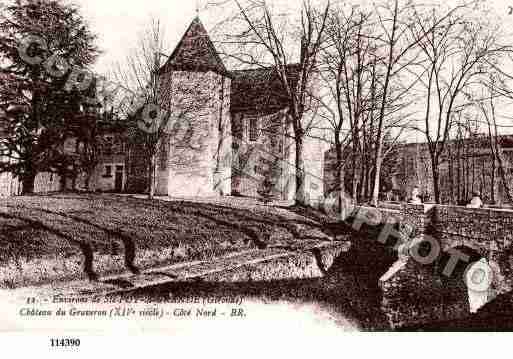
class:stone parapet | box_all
[377,202,513,328]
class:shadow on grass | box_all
[17,193,332,245]
[1,195,337,287]
[0,212,98,281]
[169,204,268,250]
[158,200,335,244]
[116,227,398,331]
[36,193,336,242]
[2,204,141,276]
[38,208,140,275]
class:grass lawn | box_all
[0,193,332,288]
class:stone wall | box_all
[432,205,513,294]
[379,257,470,329]
[156,70,231,197]
[125,140,148,194]
[231,109,288,199]
[374,203,513,329]
[231,109,324,202]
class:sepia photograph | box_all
[0,0,512,351]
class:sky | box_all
[72,0,513,137]
[76,0,203,75]
[74,0,513,76]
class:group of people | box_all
[408,186,483,208]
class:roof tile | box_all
[159,17,228,76]
[230,65,300,114]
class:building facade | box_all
[324,136,513,205]
[390,138,513,205]
[0,17,325,201]
[104,17,325,201]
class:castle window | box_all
[103,165,112,178]
[249,117,259,142]
[159,139,169,169]
[104,135,114,155]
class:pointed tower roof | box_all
[159,17,229,76]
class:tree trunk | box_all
[431,157,441,204]
[361,157,371,201]
[464,144,470,201]
[496,153,513,204]
[448,150,454,204]
[295,136,307,206]
[335,142,343,210]
[148,152,157,200]
[22,171,36,195]
[471,155,476,198]
[358,160,366,201]
[371,153,383,207]
[491,157,496,204]
[59,174,67,192]
[351,152,359,203]
[367,166,374,201]
[457,144,461,203]
[85,170,93,192]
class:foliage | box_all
[0,0,99,193]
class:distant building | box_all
[391,137,513,205]
[324,135,513,205]
[62,121,129,193]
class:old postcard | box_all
[0,0,512,354]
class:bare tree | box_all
[478,75,513,204]
[115,19,167,199]
[74,77,124,192]
[214,0,330,206]
[115,19,209,199]
[319,4,380,204]
[367,0,433,206]
[410,2,508,203]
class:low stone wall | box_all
[376,202,513,329]
[351,205,403,227]
[433,205,513,294]
[433,206,513,249]
[379,257,469,329]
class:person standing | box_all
[409,187,422,205]
[467,191,484,208]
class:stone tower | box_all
[155,17,232,197]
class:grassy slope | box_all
[0,194,331,287]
